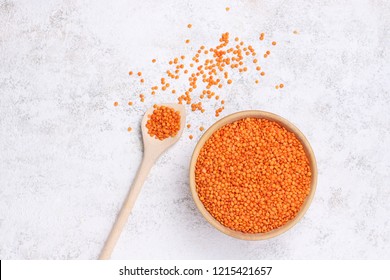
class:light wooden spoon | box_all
[99,103,186,259]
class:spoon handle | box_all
[99,153,156,259]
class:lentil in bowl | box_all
[189,110,317,240]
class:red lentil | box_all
[195,118,311,233]
[146,105,181,140]
[123,29,285,133]
[259,32,265,41]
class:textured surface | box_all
[1,0,389,259]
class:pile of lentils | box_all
[195,118,311,233]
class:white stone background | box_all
[0,0,389,260]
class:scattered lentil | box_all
[259,32,265,40]
[124,28,286,135]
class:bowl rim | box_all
[189,110,318,240]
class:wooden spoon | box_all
[99,103,186,259]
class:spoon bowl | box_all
[141,103,186,160]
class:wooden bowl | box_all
[189,110,318,240]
